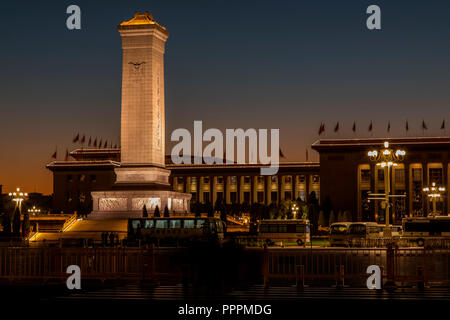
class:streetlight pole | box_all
[8,188,28,215]
[423,182,446,216]
[368,142,406,238]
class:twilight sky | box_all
[1,0,450,194]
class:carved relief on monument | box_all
[99,198,127,211]
[155,64,162,151]
[132,197,161,211]
[171,198,184,211]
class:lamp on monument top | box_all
[8,187,28,215]
[423,182,446,217]
[367,141,406,238]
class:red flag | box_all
[99,139,102,149]
[93,138,97,148]
[104,140,108,148]
[422,120,428,130]
[441,119,446,130]
[387,121,391,133]
[334,121,339,132]
[88,137,92,147]
[368,121,373,132]
[51,149,57,159]
[72,133,79,143]
[114,144,117,149]
[80,135,85,144]
[352,121,356,132]
[65,149,69,161]
[406,120,409,132]
[318,123,325,135]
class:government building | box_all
[47,136,450,223]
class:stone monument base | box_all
[89,189,191,220]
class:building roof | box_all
[46,160,121,171]
[118,11,168,33]
[312,136,450,151]
[46,148,319,173]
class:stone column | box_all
[266,176,271,205]
[305,174,310,202]
[210,176,214,205]
[250,176,254,204]
[423,163,428,216]
[196,176,201,203]
[224,175,228,205]
[278,175,282,204]
[293,175,298,201]
[237,176,242,204]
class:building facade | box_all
[47,149,320,213]
[47,137,450,222]
[312,137,450,223]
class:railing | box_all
[0,247,154,282]
[60,213,78,232]
[263,247,450,287]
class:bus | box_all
[258,219,310,246]
[402,216,450,246]
[376,224,403,239]
[329,222,352,247]
[127,217,225,246]
[347,222,379,246]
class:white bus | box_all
[329,222,352,247]
[258,219,310,246]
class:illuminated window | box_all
[412,168,422,182]
[429,168,443,185]
[394,168,405,184]
[361,169,371,183]
[377,169,385,183]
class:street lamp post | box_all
[8,188,28,215]
[292,203,299,219]
[368,142,406,238]
[28,206,41,216]
[423,182,446,216]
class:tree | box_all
[343,210,352,222]
[163,206,170,217]
[142,204,148,218]
[321,196,333,223]
[154,205,160,217]
[207,203,214,217]
[194,202,201,217]
[268,203,278,219]
[22,209,30,238]
[1,212,11,234]
[337,210,343,222]
[12,207,20,235]
[329,210,336,225]
[318,210,327,227]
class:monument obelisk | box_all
[90,12,191,219]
